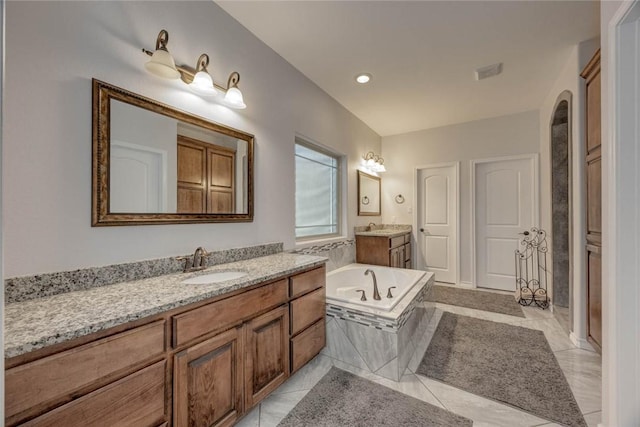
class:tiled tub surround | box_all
[4,252,326,359]
[323,267,435,381]
[5,242,283,303]
[292,239,355,272]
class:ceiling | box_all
[217,1,600,137]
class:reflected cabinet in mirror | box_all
[92,79,254,225]
[357,171,381,216]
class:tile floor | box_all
[237,294,601,427]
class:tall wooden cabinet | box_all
[177,136,235,214]
[581,49,602,353]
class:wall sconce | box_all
[142,29,247,109]
[362,151,386,173]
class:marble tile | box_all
[554,349,602,414]
[235,405,260,427]
[369,371,445,409]
[339,317,398,372]
[415,374,551,427]
[584,411,602,427]
[508,317,574,352]
[322,318,369,371]
[432,301,524,323]
[373,357,400,381]
[407,309,443,373]
[259,390,309,427]
[272,355,333,395]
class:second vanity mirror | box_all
[92,79,254,225]
[357,170,381,216]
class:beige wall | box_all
[381,110,540,284]
[3,1,381,277]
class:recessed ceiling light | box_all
[355,73,372,84]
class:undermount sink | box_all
[181,271,248,285]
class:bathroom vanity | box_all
[355,228,412,268]
[4,254,326,427]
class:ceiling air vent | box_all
[475,63,503,81]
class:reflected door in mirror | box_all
[177,136,235,214]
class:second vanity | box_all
[5,253,327,427]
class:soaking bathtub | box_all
[323,263,436,381]
[326,263,426,312]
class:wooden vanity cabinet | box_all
[356,232,412,269]
[173,327,243,427]
[5,265,326,427]
[289,267,326,373]
[244,305,290,408]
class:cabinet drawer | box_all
[6,320,166,424]
[291,319,326,373]
[290,266,325,298]
[290,287,326,336]
[390,236,405,248]
[23,361,166,427]
[404,233,411,244]
[173,279,288,347]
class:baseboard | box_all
[569,332,596,352]
[458,281,474,289]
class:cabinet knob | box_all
[420,228,424,232]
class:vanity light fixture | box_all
[142,29,247,109]
[222,72,246,109]
[355,73,372,84]
[362,151,386,173]
[188,54,217,96]
[144,29,181,80]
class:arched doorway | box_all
[550,91,572,331]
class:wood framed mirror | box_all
[357,170,381,216]
[92,79,254,226]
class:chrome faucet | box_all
[364,269,381,300]
[368,222,376,231]
[177,247,209,273]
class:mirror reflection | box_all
[92,79,254,226]
[358,171,381,216]
[110,100,248,214]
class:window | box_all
[295,139,341,239]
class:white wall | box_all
[3,1,381,277]
[381,110,540,284]
[538,38,599,343]
[1,0,5,418]
[600,1,639,425]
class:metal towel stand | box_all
[515,227,549,309]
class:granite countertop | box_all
[5,253,327,359]
[355,228,411,238]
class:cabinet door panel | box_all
[174,328,243,427]
[245,306,289,408]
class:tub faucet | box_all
[364,269,382,300]
[177,246,209,273]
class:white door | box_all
[417,163,458,284]
[474,156,537,291]
[110,140,167,213]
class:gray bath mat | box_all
[278,367,472,427]
[427,284,525,317]
[417,312,586,426]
